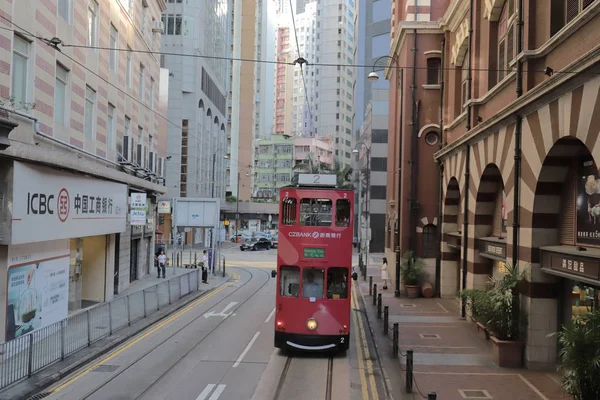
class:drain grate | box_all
[27,393,51,400]
[458,389,492,399]
[400,304,416,308]
[91,364,120,372]
[419,333,441,339]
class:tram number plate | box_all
[303,247,326,258]
[340,337,345,343]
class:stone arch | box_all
[440,177,461,297]
[220,123,225,131]
[484,0,506,21]
[418,124,440,138]
[213,116,219,125]
[469,164,505,290]
[199,99,204,109]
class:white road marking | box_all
[203,302,238,319]
[233,332,260,368]
[264,308,276,323]
[208,384,226,400]
[196,384,215,400]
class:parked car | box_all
[240,237,271,251]
[270,238,278,248]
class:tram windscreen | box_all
[327,268,348,299]
[302,268,324,299]
[280,266,300,297]
[300,198,332,226]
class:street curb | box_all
[357,283,396,400]
[4,275,232,400]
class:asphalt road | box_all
[40,248,386,400]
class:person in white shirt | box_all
[157,250,167,278]
[380,257,389,290]
[201,250,209,283]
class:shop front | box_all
[2,161,127,341]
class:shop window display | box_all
[570,283,600,319]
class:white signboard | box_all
[6,240,69,341]
[11,162,128,244]
[130,209,146,226]
[158,200,171,214]
[173,198,219,228]
[298,174,337,187]
[130,192,147,209]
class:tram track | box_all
[48,267,272,400]
[272,355,335,400]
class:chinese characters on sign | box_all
[129,192,147,226]
[561,258,586,274]
[547,251,600,281]
[287,231,343,239]
[73,194,119,216]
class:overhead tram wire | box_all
[288,0,314,127]
[0,22,594,79]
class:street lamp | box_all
[353,142,371,279]
[368,55,403,298]
[235,165,252,242]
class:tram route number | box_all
[340,337,345,343]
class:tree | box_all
[290,153,354,189]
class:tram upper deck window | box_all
[282,198,297,225]
[280,266,300,297]
[327,267,348,299]
[335,199,351,227]
[303,268,325,299]
[300,198,332,226]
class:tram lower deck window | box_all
[327,267,348,299]
[300,198,332,227]
[280,266,300,297]
[303,268,325,298]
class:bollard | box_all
[392,323,399,358]
[222,257,226,278]
[369,276,373,296]
[383,305,389,335]
[406,349,414,393]
[177,252,180,267]
[428,393,437,400]
[377,293,382,319]
[359,254,363,271]
[194,252,197,267]
[372,284,378,306]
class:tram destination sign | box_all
[303,247,326,259]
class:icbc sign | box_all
[26,189,70,222]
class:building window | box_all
[109,24,118,72]
[424,131,439,146]
[426,57,441,84]
[139,64,145,101]
[125,115,131,137]
[54,64,68,125]
[11,35,29,107]
[58,0,70,21]
[422,224,437,258]
[566,0,594,24]
[150,78,155,109]
[107,104,116,150]
[498,0,516,82]
[84,86,96,140]
[126,46,132,87]
[87,0,98,47]
[461,50,469,109]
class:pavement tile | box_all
[356,268,568,400]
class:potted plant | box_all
[459,263,527,368]
[551,309,600,399]
[400,251,424,298]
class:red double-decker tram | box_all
[271,174,357,352]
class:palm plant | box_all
[552,309,600,399]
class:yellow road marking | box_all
[352,284,379,400]
[352,299,370,400]
[51,283,229,393]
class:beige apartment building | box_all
[0,0,167,342]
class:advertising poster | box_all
[6,241,70,341]
[577,157,600,245]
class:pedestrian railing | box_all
[0,269,200,390]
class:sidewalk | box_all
[0,270,231,400]
[356,256,567,400]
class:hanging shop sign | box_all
[10,162,127,244]
[130,192,147,209]
[158,200,171,214]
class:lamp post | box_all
[368,55,403,298]
[235,165,252,242]
[210,149,229,249]
[353,142,371,277]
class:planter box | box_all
[406,285,420,298]
[491,336,523,368]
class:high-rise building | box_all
[0,0,168,338]
[229,0,277,201]
[354,0,391,253]
[161,0,230,201]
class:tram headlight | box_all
[306,318,318,331]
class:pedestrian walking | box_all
[157,250,167,278]
[201,250,209,284]
[380,257,389,290]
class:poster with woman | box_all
[577,157,600,245]
[5,241,70,341]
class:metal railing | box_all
[0,269,200,390]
